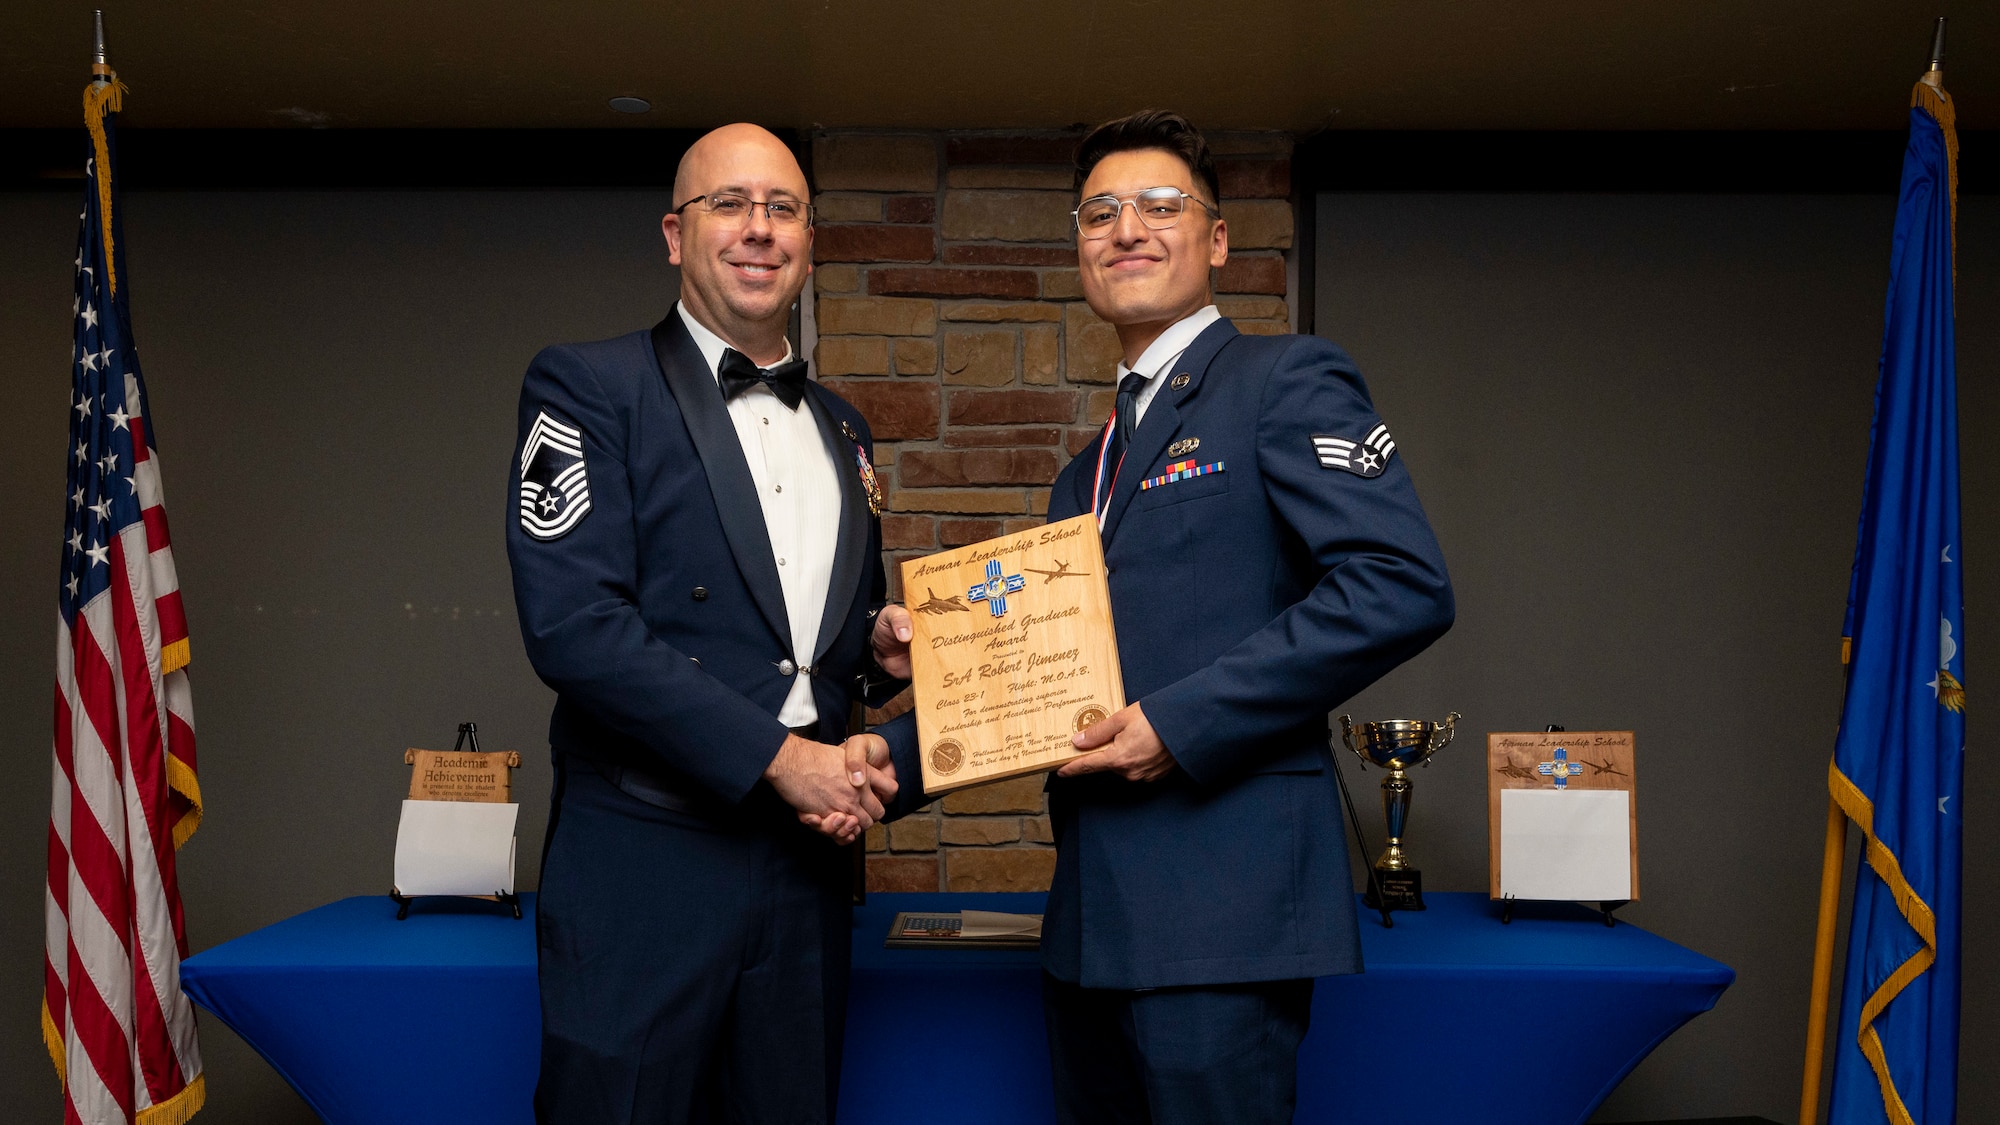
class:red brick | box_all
[1217,253,1286,295]
[867,855,941,892]
[1218,156,1292,199]
[884,554,915,601]
[885,195,938,224]
[814,224,936,264]
[889,818,939,852]
[891,489,1028,515]
[1066,426,1102,456]
[945,245,1077,267]
[880,513,936,551]
[947,134,1082,166]
[869,268,1039,300]
[948,389,1078,426]
[901,449,1061,487]
[821,380,939,440]
[945,848,1057,892]
[944,427,1060,447]
[939,519,1006,546]
[940,817,1022,845]
[1003,518,1041,534]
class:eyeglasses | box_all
[672,193,814,229]
[1073,187,1220,239]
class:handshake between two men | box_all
[761,595,1180,846]
[760,603,916,845]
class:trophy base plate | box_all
[1365,869,1425,911]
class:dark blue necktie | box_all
[718,347,809,410]
[1094,371,1150,522]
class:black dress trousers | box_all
[534,758,852,1125]
[1042,972,1315,1125]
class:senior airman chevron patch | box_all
[1311,423,1396,478]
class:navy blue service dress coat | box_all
[1028,317,1452,990]
[506,310,914,1123]
[509,312,906,791]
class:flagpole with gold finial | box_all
[1797,26,1948,1123]
[84,9,128,296]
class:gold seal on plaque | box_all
[1074,705,1108,732]
[930,739,965,776]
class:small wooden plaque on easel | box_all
[392,722,523,919]
[1487,729,1638,925]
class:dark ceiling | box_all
[3,3,1991,132]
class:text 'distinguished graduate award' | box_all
[902,514,1124,794]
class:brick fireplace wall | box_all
[804,129,1297,893]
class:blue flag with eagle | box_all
[1825,76,1963,1125]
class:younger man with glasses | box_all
[1038,110,1455,1123]
[507,123,917,1124]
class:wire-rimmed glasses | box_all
[1072,187,1220,239]
[672,193,814,229]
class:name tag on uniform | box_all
[1139,459,1225,491]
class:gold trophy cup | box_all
[1338,712,1460,911]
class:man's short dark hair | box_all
[1073,109,1220,208]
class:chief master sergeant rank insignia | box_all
[518,409,592,540]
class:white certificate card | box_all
[394,799,519,896]
[1498,788,1631,901]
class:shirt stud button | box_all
[775,484,783,493]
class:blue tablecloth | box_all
[182,892,1731,1124]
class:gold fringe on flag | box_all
[135,1074,207,1125]
[168,749,204,850]
[46,998,210,1125]
[1910,78,1957,281]
[1828,759,1938,1125]
[42,998,64,1080]
[82,75,128,297]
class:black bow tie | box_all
[718,348,809,411]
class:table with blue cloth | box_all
[181,891,1732,1124]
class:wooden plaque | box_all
[902,515,1125,794]
[404,747,521,803]
[1486,731,1638,900]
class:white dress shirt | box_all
[676,303,843,727]
[1116,304,1222,429]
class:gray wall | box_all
[0,190,678,1122]
[0,186,1989,1123]
[1320,193,1995,1122]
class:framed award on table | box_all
[901,515,1125,794]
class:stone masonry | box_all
[806,129,1296,893]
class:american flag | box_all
[45,78,206,1125]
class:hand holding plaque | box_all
[902,515,1125,793]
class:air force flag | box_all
[518,410,592,540]
[1826,76,1963,1125]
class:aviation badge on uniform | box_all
[519,409,592,540]
[1311,423,1396,478]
